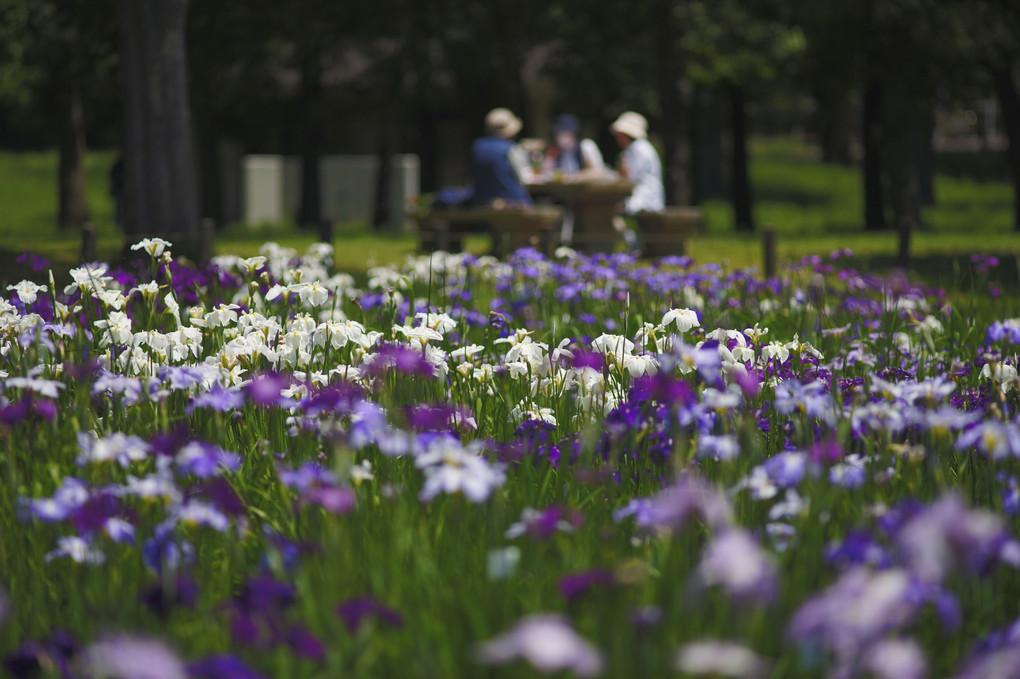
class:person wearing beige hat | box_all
[471,108,533,206]
[611,111,665,214]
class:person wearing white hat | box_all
[471,108,533,206]
[611,111,665,214]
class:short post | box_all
[762,227,777,278]
[317,219,334,245]
[199,218,215,262]
[81,222,97,262]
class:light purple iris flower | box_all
[697,529,778,607]
[475,614,604,676]
[614,472,732,532]
[79,635,186,679]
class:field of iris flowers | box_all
[2,238,1020,678]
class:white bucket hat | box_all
[611,111,648,140]
[485,108,523,139]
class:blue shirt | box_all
[471,136,532,206]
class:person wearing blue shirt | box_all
[471,108,532,206]
[543,114,606,180]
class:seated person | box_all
[611,111,665,213]
[471,108,532,207]
[543,114,606,180]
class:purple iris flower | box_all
[188,654,269,679]
[335,596,404,633]
[475,613,604,677]
[141,574,198,618]
[19,476,90,523]
[0,395,57,425]
[762,452,807,488]
[16,251,50,271]
[284,625,326,661]
[824,531,890,570]
[175,441,241,478]
[571,351,604,371]
[191,477,247,517]
[406,403,468,432]
[629,373,695,408]
[4,630,77,679]
[559,569,614,601]
[364,343,435,378]
[186,386,245,414]
[697,529,778,607]
[616,472,732,532]
[301,383,364,417]
[244,372,291,407]
[143,522,195,574]
[808,438,844,465]
[79,635,186,679]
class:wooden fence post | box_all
[763,227,777,278]
[81,222,97,262]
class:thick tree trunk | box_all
[371,120,396,232]
[418,110,439,193]
[297,48,322,228]
[57,80,89,229]
[692,86,724,203]
[654,4,691,206]
[196,114,221,227]
[884,87,922,236]
[915,108,935,207]
[121,0,198,242]
[992,67,1020,232]
[814,81,853,165]
[862,79,887,230]
[729,84,754,232]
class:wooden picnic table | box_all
[412,204,563,257]
[527,179,634,251]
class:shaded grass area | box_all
[0,138,1016,288]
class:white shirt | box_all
[542,138,606,177]
[621,138,664,213]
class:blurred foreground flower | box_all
[475,614,604,676]
[188,654,268,679]
[675,640,770,678]
[78,635,185,679]
[335,596,404,633]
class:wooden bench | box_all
[634,207,702,258]
[412,205,563,257]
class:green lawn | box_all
[0,139,1017,284]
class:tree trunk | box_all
[814,81,853,165]
[297,48,322,228]
[915,107,935,207]
[884,84,922,236]
[862,79,887,230]
[418,109,439,193]
[729,84,754,232]
[57,79,89,229]
[654,3,691,206]
[992,67,1020,232]
[692,86,724,203]
[371,120,397,232]
[195,113,222,227]
[121,0,198,243]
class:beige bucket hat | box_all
[610,111,648,140]
[485,107,523,139]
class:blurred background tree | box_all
[0,0,1018,238]
[0,0,118,229]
